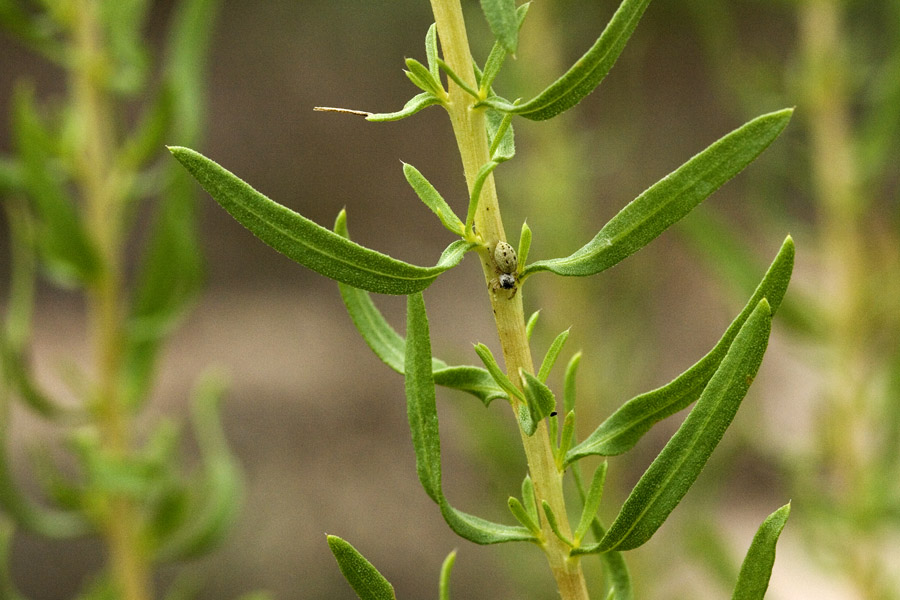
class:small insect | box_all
[489,240,519,298]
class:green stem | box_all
[428,2,589,598]
[69,2,150,599]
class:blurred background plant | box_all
[0,0,256,599]
[670,1,900,598]
[1,0,897,599]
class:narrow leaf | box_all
[327,535,397,600]
[366,92,443,122]
[403,163,464,235]
[525,310,540,340]
[169,146,473,294]
[521,475,538,523]
[567,236,792,462]
[483,0,652,120]
[597,300,773,552]
[732,504,790,600]
[405,292,443,503]
[335,214,504,405]
[556,410,576,468]
[516,220,531,269]
[574,462,608,543]
[405,57,444,97]
[437,59,480,99]
[564,352,582,414]
[542,501,573,546]
[439,502,535,544]
[425,23,440,80]
[439,550,456,600]
[524,109,793,278]
[520,369,556,423]
[569,467,634,599]
[537,329,570,382]
[474,343,524,402]
[480,0,519,54]
[406,295,534,544]
[508,497,541,535]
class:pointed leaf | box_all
[516,220,531,268]
[541,501,573,546]
[567,235,793,462]
[574,461,608,543]
[483,0,652,120]
[327,535,397,600]
[569,467,634,599]
[403,163,464,235]
[366,92,443,122]
[406,294,535,544]
[537,329,570,382]
[597,300,773,552]
[521,475,539,523]
[523,110,793,278]
[405,58,444,97]
[474,343,524,402]
[480,0,519,54]
[520,369,556,425]
[564,352,582,414]
[169,146,473,294]
[555,411,576,469]
[425,23,440,80]
[439,549,456,600]
[508,496,541,535]
[525,310,541,340]
[732,504,790,600]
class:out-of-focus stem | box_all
[69,2,150,599]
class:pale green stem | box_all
[799,1,889,598]
[70,2,150,599]
[428,2,589,598]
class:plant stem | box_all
[429,2,589,598]
[70,2,150,599]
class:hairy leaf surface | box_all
[327,535,397,600]
[483,0,652,120]
[406,294,535,543]
[524,109,793,278]
[596,300,773,551]
[567,236,793,461]
[170,147,473,294]
[732,504,790,600]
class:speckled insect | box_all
[489,240,519,298]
